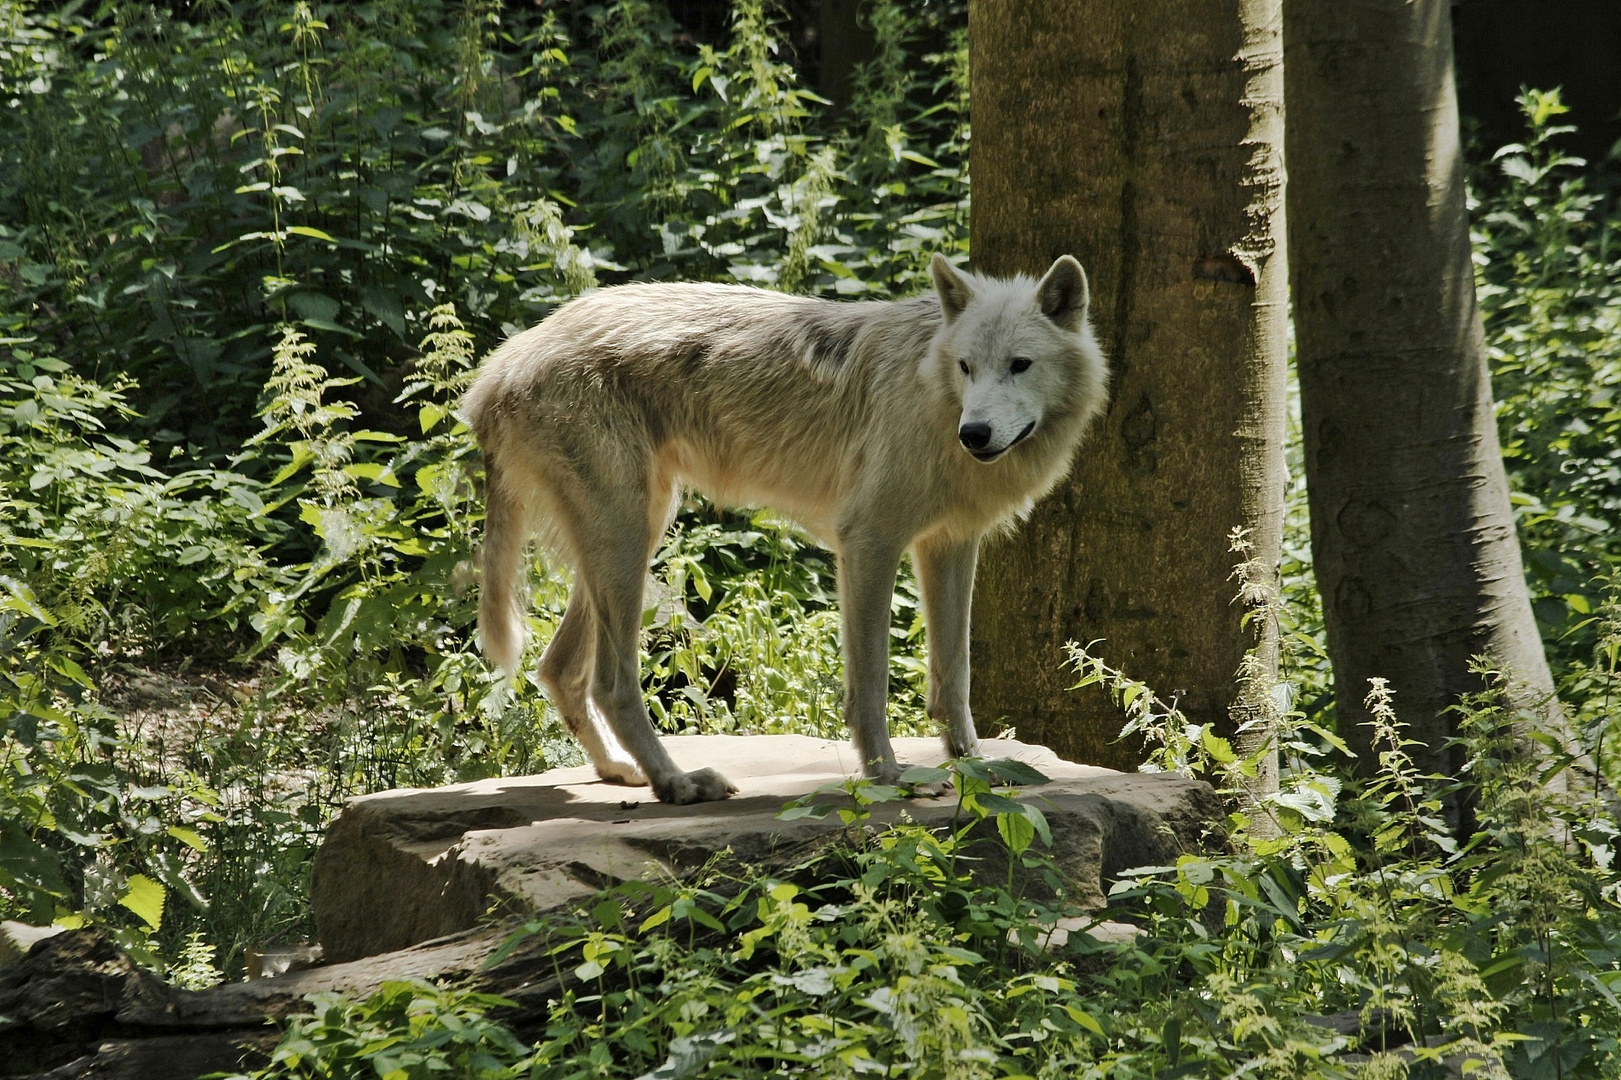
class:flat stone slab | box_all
[311,735,1220,962]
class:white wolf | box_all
[463,254,1107,804]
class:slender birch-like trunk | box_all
[1284,0,1560,773]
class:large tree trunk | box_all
[968,0,1288,778]
[1284,0,1558,771]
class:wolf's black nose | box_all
[959,422,992,451]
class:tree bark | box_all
[968,0,1288,778]
[1284,0,1558,771]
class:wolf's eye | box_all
[958,359,971,376]
[1010,357,1032,374]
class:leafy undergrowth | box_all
[235,686,1621,1080]
[1478,90,1621,684]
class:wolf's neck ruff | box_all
[463,254,1108,804]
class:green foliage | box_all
[1476,88,1621,678]
[0,0,968,455]
[1065,537,1621,1078]
[0,332,282,965]
[242,666,1621,1079]
[0,338,284,651]
[238,758,1131,1080]
[252,981,529,1080]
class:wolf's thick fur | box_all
[464,254,1107,803]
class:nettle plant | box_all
[244,675,1621,1080]
[0,332,279,963]
[1062,522,1621,1078]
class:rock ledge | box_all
[312,734,1221,962]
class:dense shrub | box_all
[238,687,1621,1079]
[1477,90,1621,675]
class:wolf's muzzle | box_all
[959,422,993,452]
[966,420,1036,463]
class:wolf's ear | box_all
[931,253,974,324]
[1037,255,1089,331]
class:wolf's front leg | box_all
[916,535,981,758]
[837,535,905,783]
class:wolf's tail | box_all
[478,458,527,676]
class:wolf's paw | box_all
[942,726,982,760]
[595,757,649,786]
[654,767,738,805]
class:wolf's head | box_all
[927,254,1107,465]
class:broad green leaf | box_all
[344,461,400,487]
[985,758,1052,786]
[1200,726,1237,764]
[1021,802,1052,847]
[167,826,208,852]
[953,757,994,781]
[776,803,833,821]
[971,791,1026,816]
[270,444,316,486]
[997,809,1035,855]
[1063,1004,1105,1036]
[119,874,165,930]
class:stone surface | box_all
[0,926,512,1079]
[311,734,1221,962]
[1029,917,1144,952]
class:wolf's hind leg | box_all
[539,586,647,786]
[581,500,735,805]
[916,535,982,759]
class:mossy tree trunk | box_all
[1284,0,1559,772]
[968,0,1288,778]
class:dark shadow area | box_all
[1455,0,1621,166]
